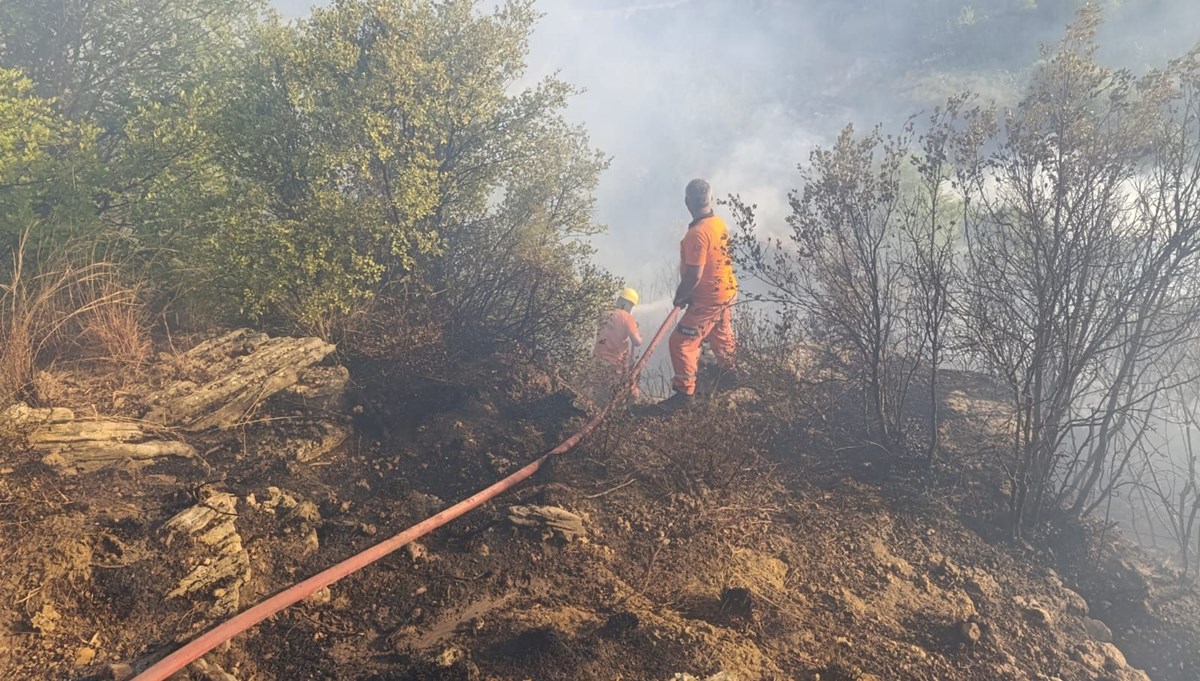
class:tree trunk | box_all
[927,358,939,465]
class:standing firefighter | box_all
[592,287,643,405]
[657,178,737,412]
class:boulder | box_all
[1083,617,1114,643]
[284,365,351,413]
[1073,640,1149,680]
[292,422,350,463]
[1014,596,1054,626]
[100,663,134,680]
[188,656,238,681]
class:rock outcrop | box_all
[284,365,351,414]
[508,505,586,542]
[145,329,335,431]
[6,404,194,474]
[163,489,250,617]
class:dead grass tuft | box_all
[76,271,151,367]
[0,230,152,406]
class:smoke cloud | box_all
[275,0,1198,314]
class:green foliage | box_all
[0,67,95,247]
[187,0,611,348]
[0,69,55,179]
[0,67,60,233]
[0,0,264,135]
[440,110,614,361]
[0,0,612,358]
[0,0,263,254]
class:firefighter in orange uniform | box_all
[591,287,643,405]
[656,178,737,412]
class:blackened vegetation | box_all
[732,7,1200,563]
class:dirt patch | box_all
[0,335,1188,680]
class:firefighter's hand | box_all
[673,294,691,309]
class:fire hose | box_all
[129,307,682,681]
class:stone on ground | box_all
[145,329,335,431]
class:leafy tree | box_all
[191,0,612,352]
[897,97,979,464]
[0,0,263,139]
[442,115,614,360]
[0,66,94,247]
[953,7,1200,536]
[0,0,263,262]
[0,0,614,356]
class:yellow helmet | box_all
[618,287,639,306]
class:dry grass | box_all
[614,404,786,542]
[76,270,152,366]
[0,230,151,406]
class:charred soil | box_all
[0,332,1196,680]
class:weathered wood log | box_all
[145,330,335,431]
[28,419,144,444]
[3,403,74,426]
[42,440,195,475]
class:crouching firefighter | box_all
[591,287,643,406]
[656,178,737,413]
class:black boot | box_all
[654,391,695,414]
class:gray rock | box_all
[101,663,134,681]
[145,329,335,430]
[1015,596,1054,626]
[189,656,238,681]
[285,365,351,413]
[293,422,350,462]
[1083,617,1113,643]
[508,504,586,542]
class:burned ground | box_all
[0,332,1196,680]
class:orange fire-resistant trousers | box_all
[669,301,735,395]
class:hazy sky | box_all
[272,0,1199,317]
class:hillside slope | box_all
[0,331,1194,680]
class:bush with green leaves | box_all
[0,0,614,361]
[0,67,97,248]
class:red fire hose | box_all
[129,307,682,681]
